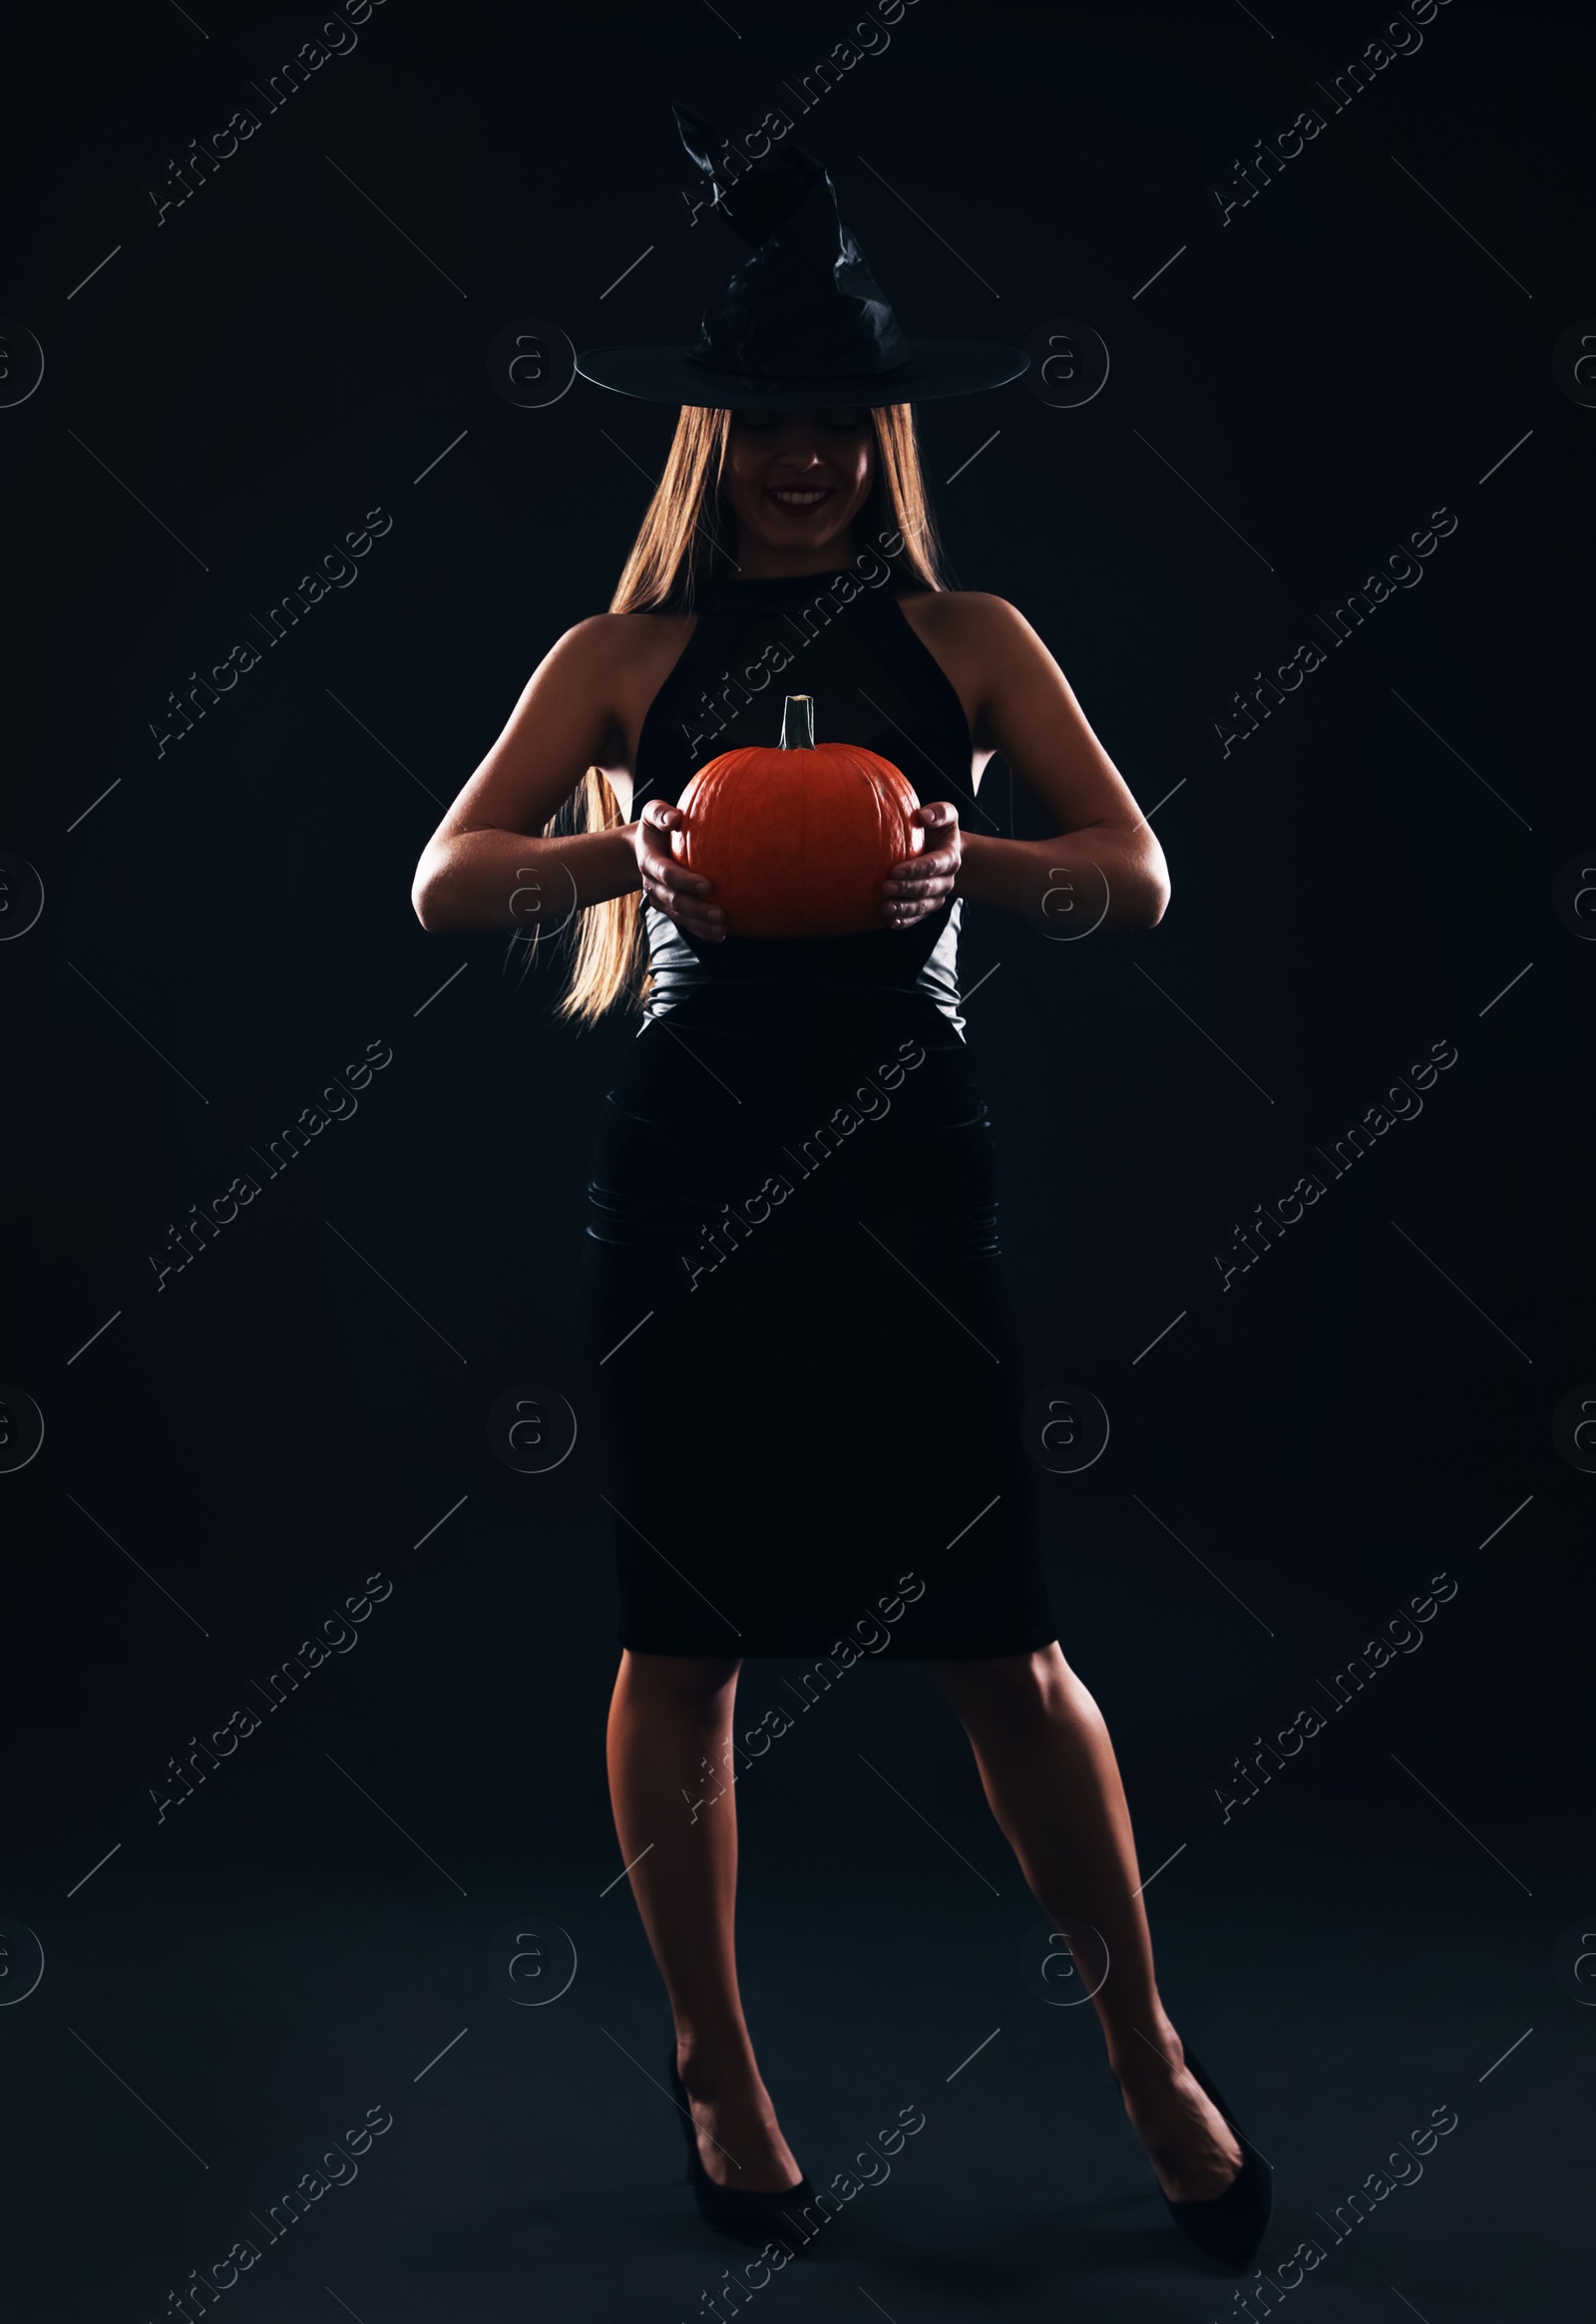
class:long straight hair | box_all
[544,403,950,1024]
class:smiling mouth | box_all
[764,485,837,512]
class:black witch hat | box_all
[576,106,1027,410]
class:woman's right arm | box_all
[410,618,641,932]
[412,616,728,940]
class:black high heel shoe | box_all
[1159,2045,1273,2267]
[666,2042,816,2248]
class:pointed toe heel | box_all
[666,2042,815,2249]
[1161,2046,1273,2268]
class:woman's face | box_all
[721,407,876,570]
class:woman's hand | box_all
[634,799,727,943]
[882,802,962,929]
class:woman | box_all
[411,113,1269,2271]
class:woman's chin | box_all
[745,520,853,561]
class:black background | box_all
[2,1,1591,2316]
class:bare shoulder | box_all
[895,591,1049,722]
[897,588,1039,653]
[547,608,693,671]
[529,610,695,738]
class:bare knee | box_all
[616,1649,742,1711]
[929,1643,1090,1739]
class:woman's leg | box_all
[926,1643,1246,2203]
[605,1648,803,2192]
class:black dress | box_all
[576,564,1059,1662]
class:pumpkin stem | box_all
[778,694,815,750]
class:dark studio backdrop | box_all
[2,2,1591,2317]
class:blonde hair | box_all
[542,403,950,1024]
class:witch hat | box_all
[576,105,1027,409]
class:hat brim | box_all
[574,338,1028,409]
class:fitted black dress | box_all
[576,563,1059,1661]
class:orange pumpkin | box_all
[670,694,924,939]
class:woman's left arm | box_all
[887,595,1171,936]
